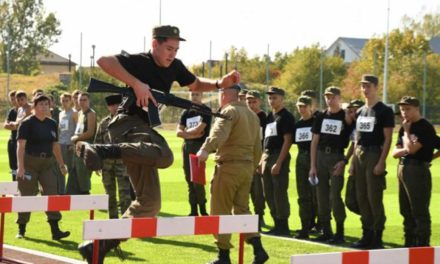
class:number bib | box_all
[295,127,312,142]
[356,116,375,132]
[186,116,202,129]
[265,122,278,138]
[321,119,342,135]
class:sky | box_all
[43,0,440,67]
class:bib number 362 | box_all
[321,119,342,135]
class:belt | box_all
[399,158,430,167]
[27,152,52,158]
[318,146,343,154]
[357,145,382,152]
[298,148,310,154]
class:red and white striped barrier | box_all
[291,247,440,264]
[0,195,108,213]
[0,194,108,264]
[83,215,258,264]
[0,182,17,196]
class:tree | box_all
[0,0,61,75]
[402,12,440,39]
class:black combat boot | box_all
[328,222,345,244]
[199,203,208,216]
[352,228,374,249]
[249,237,269,264]
[208,248,231,264]
[78,239,122,264]
[16,224,26,239]
[189,203,198,216]
[273,219,290,237]
[48,220,70,240]
[263,218,279,235]
[416,235,430,247]
[295,220,310,239]
[313,221,333,242]
[370,230,384,249]
[77,142,122,170]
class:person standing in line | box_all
[67,92,96,194]
[260,87,294,237]
[293,96,316,239]
[176,91,211,216]
[95,95,132,219]
[15,94,70,240]
[197,85,268,264]
[351,74,394,249]
[245,90,267,230]
[4,90,19,180]
[392,96,438,247]
[309,87,353,244]
[58,93,78,194]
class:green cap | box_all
[266,86,285,96]
[219,84,241,92]
[105,94,122,106]
[239,89,249,96]
[300,89,317,99]
[324,86,341,96]
[296,96,312,106]
[347,99,365,108]
[246,90,261,99]
[397,96,420,107]
[360,74,378,86]
[152,25,186,41]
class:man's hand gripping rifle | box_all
[87,78,230,127]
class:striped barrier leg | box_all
[83,215,259,263]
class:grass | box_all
[1,128,439,263]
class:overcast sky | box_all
[43,0,439,67]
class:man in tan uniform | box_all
[197,85,269,264]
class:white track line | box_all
[3,244,85,264]
[261,233,351,250]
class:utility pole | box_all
[319,51,324,109]
[383,0,390,104]
[422,52,427,117]
[265,44,270,88]
[91,45,96,68]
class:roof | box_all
[37,50,77,66]
[430,37,440,54]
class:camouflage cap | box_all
[239,89,249,96]
[397,96,420,107]
[300,89,317,99]
[105,94,122,106]
[266,86,285,96]
[347,99,365,108]
[219,84,241,92]
[360,74,378,86]
[324,86,341,96]
[152,25,186,41]
[246,90,261,99]
[296,96,312,106]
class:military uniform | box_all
[67,108,95,194]
[353,75,394,249]
[95,114,132,219]
[262,87,295,236]
[293,96,316,238]
[395,97,436,247]
[311,87,353,243]
[57,108,76,194]
[16,112,69,240]
[6,106,18,181]
[179,106,211,216]
[251,110,267,220]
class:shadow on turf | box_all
[23,236,78,250]
[140,237,217,252]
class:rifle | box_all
[87,78,230,127]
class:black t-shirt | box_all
[293,117,314,151]
[179,105,212,142]
[116,51,196,123]
[257,111,267,146]
[396,118,437,162]
[6,107,17,140]
[17,116,58,154]
[356,102,394,146]
[312,109,352,149]
[264,108,295,150]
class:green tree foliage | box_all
[274,45,347,101]
[401,12,440,39]
[342,29,431,104]
[0,0,61,75]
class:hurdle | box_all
[290,246,440,264]
[0,184,108,264]
[83,214,258,264]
